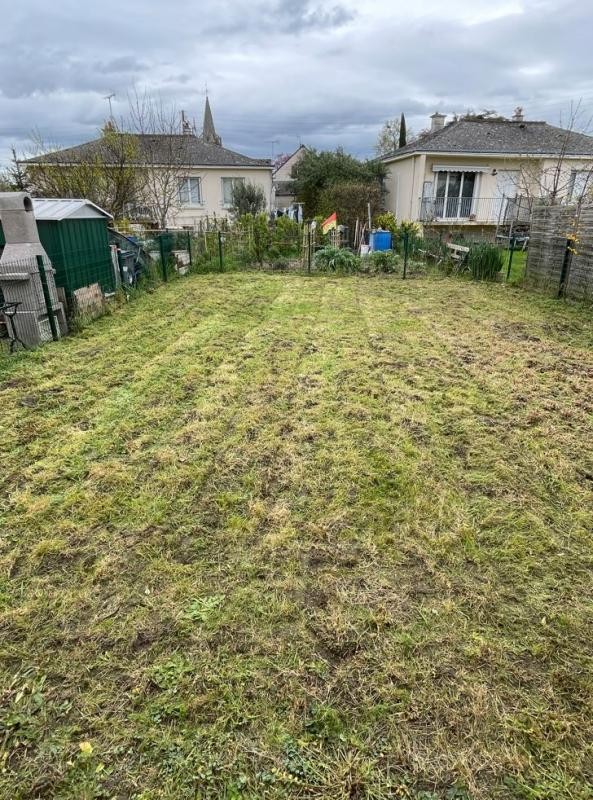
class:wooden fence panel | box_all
[526,203,593,300]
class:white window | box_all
[178,177,202,205]
[221,177,245,207]
[434,171,478,219]
[569,170,591,201]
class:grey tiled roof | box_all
[25,134,271,168]
[383,119,593,159]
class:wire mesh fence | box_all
[0,253,69,352]
[123,222,523,282]
[0,210,539,354]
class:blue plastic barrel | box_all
[369,229,392,251]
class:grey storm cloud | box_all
[94,56,148,74]
[199,0,355,37]
[0,0,592,165]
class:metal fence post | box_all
[158,234,168,282]
[36,255,59,341]
[558,239,573,298]
[187,231,192,267]
[116,248,126,286]
[403,232,409,279]
[218,231,224,272]
[506,236,516,281]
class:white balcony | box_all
[419,195,532,225]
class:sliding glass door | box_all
[435,172,477,219]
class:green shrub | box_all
[272,216,301,256]
[361,250,399,274]
[267,245,290,270]
[373,212,398,236]
[467,243,504,281]
[319,181,383,235]
[230,181,267,218]
[314,246,360,273]
[237,213,271,265]
[291,148,385,218]
[398,220,421,238]
[390,220,422,253]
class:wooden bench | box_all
[446,242,470,261]
[446,242,470,269]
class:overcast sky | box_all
[0,0,592,165]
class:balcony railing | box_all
[419,195,533,224]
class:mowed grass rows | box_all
[1,273,592,799]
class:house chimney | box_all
[512,106,524,122]
[181,110,193,135]
[430,112,446,133]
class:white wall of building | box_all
[168,166,273,228]
[384,155,425,220]
[384,153,593,222]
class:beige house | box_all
[169,99,272,228]
[382,110,593,233]
[272,145,307,215]
[24,99,273,230]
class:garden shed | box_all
[0,198,115,297]
[32,199,115,297]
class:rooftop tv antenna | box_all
[267,139,279,160]
[104,93,116,119]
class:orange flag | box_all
[322,212,337,234]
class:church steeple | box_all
[201,96,222,145]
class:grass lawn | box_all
[504,249,528,284]
[1,273,593,800]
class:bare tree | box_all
[19,126,139,218]
[510,102,593,207]
[126,90,189,229]
[374,117,417,156]
[17,91,190,227]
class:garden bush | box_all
[361,250,400,274]
[398,220,421,237]
[373,212,398,236]
[236,213,271,265]
[314,246,360,273]
[271,216,301,256]
[230,181,267,218]
[467,243,504,281]
[318,181,383,235]
[387,220,422,254]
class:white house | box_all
[23,99,273,230]
[382,109,593,233]
[272,144,307,216]
[167,99,273,227]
